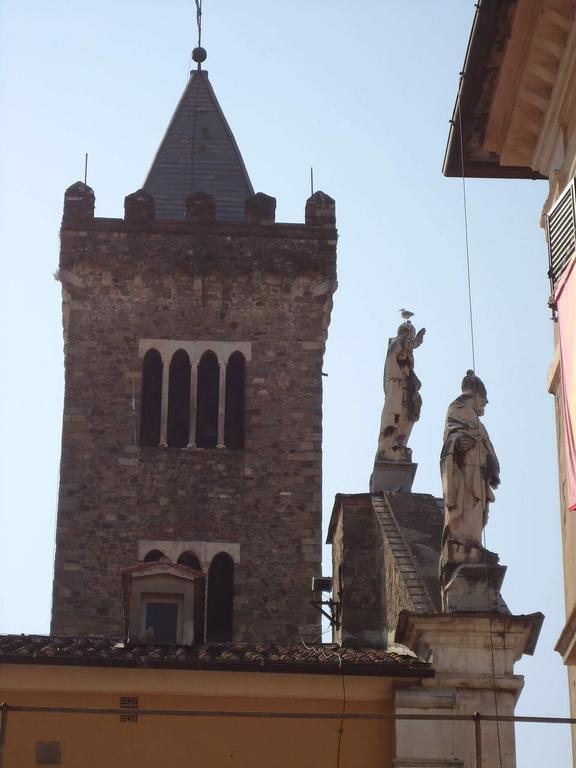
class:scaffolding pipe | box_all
[2,704,576,723]
[474,711,482,768]
[0,702,8,768]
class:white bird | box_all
[399,308,414,320]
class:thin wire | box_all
[457,90,476,373]
[131,377,137,445]
[299,623,334,646]
[457,86,504,768]
[336,656,345,768]
[299,633,344,767]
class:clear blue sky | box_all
[0,1,570,764]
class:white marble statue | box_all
[377,319,425,463]
[440,370,500,560]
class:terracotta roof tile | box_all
[0,635,431,677]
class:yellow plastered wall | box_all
[1,665,396,768]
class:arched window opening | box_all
[177,551,201,570]
[140,349,162,447]
[143,549,165,562]
[196,351,219,448]
[224,352,245,449]
[167,349,191,447]
[206,553,234,642]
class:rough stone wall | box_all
[332,497,387,648]
[382,534,414,645]
[52,216,336,641]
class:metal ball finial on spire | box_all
[193,47,207,66]
[193,0,207,70]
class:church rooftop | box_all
[143,70,254,222]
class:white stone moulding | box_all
[139,540,241,571]
[138,339,252,365]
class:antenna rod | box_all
[196,0,202,63]
[191,0,207,71]
[310,167,314,196]
[84,153,88,185]
[132,377,137,445]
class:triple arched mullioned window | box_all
[138,340,251,449]
[141,547,234,642]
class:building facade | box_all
[51,67,337,643]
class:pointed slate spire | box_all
[143,70,254,222]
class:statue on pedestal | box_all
[376,318,426,463]
[440,370,500,556]
[439,371,507,613]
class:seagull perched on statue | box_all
[399,308,414,321]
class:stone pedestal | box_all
[443,563,508,614]
[370,459,417,493]
[393,611,543,768]
[440,540,509,613]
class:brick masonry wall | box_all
[52,216,337,641]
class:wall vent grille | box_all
[547,179,576,289]
[120,696,139,723]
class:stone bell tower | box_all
[51,64,337,643]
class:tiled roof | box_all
[143,70,254,222]
[0,636,431,677]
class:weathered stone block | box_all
[124,189,155,228]
[370,460,417,493]
[62,181,95,229]
[185,191,216,224]
[305,190,336,228]
[245,192,276,224]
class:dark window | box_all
[194,576,206,644]
[206,553,234,642]
[143,549,164,562]
[145,601,178,643]
[196,351,219,448]
[224,352,246,449]
[140,349,162,446]
[177,551,201,570]
[167,349,191,447]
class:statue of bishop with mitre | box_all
[440,369,500,572]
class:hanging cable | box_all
[457,81,504,768]
[336,655,345,768]
[299,635,345,767]
[457,84,476,374]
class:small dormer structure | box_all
[121,561,205,645]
